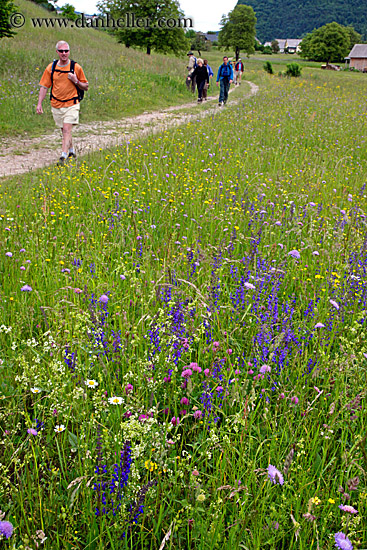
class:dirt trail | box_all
[0,81,259,178]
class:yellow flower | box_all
[328,498,335,504]
[311,496,321,505]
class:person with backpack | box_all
[216,56,233,107]
[36,41,88,165]
[187,58,209,103]
[202,59,213,101]
[186,51,197,93]
[235,58,244,85]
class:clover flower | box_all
[267,464,284,485]
[125,383,133,394]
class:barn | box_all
[347,44,367,72]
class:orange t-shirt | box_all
[39,61,87,108]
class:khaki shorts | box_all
[51,103,80,128]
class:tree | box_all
[299,22,350,64]
[218,4,256,61]
[61,3,78,21]
[97,0,190,55]
[0,0,16,39]
[271,39,279,54]
[345,26,362,50]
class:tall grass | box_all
[0,58,366,548]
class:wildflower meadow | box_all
[1,55,367,549]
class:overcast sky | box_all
[69,0,237,32]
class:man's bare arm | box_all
[37,86,48,114]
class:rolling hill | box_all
[237,0,367,42]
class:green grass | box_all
[0,48,367,549]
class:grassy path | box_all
[0,81,259,178]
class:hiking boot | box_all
[68,152,77,160]
[218,101,224,107]
[57,156,66,166]
[197,98,202,103]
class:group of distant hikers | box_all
[186,51,244,106]
[35,41,244,167]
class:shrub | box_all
[285,62,302,77]
[263,61,274,74]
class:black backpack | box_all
[50,59,84,103]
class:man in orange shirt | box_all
[37,40,88,165]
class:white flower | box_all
[108,396,123,405]
[31,387,41,394]
[54,424,66,433]
[85,379,98,388]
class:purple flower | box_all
[99,294,109,304]
[180,397,189,406]
[330,299,339,310]
[171,416,180,426]
[312,250,319,256]
[125,384,133,394]
[120,274,126,280]
[193,410,203,419]
[291,396,299,405]
[267,464,284,485]
[27,428,38,436]
[315,323,325,328]
[20,248,25,252]
[260,364,271,374]
[334,531,353,550]
[288,250,300,259]
[244,282,255,290]
[338,504,358,514]
[21,284,32,292]
[0,521,13,539]
[5,252,13,257]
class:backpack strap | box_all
[50,59,79,104]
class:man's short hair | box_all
[56,40,70,50]
[223,56,228,60]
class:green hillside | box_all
[0,0,192,137]
[237,0,367,42]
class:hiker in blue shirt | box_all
[216,56,233,106]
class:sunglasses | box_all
[58,49,69,53]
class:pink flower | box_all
[182,369,193,378]
[204,369,210,377]
[125,384,133,394]
[193,410,203,419]
[338,504,358,514]
[279,393,285,399]
[260,364,271,374]
[180,397,189,405]
[171,416,180,426]
[291,396,299,405]
[227,348,233,354]
[27,428,38,436]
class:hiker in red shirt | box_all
[235,59,244,86]
[37,40,88,165]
